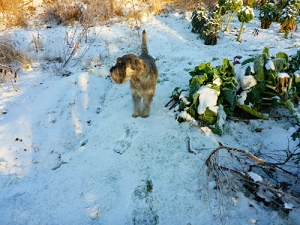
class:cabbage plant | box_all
[259,3,279,29]
[237,6,254,42]
[279,2,298,38]
[169,48,300,135]
[224,0,243,32]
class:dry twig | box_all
[205,145,300,212]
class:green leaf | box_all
[265,69,277,86]
[171,87,180,99]
[218,58,236,77]
[189,74,209,100]
[245,65,252,75]
[199,107,218,125]
[198,62,215,78]
[253,54,266,81]
[242,57,255,66]
[192,92,200,106]
[221,77,238,110]
[236,102,269,120]
[186,106,198,120]
[273,58,287,72]
[237,6,254,23]
[209,124,223,136]
[246,81,266,106]
[263,47,270,58]
[276,52,288,65]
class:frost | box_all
[196,85,220,114]
[265,59,275,70]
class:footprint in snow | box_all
[113,126,138,155]
[132,180,159,225]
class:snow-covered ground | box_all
[0,9,299,225]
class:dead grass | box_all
[0,34,31,66]
[0,0,220,27]
[140,0,194,13]
[42,0,125,26]
[42,0,84,25]
[81,0,124,25]
[0,0,30,27]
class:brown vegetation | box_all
[0,0,31,27]
[0,0,222,28]
[0,35,30,66]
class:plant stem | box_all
[225,13,233,32]
[237,21,244,42]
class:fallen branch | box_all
[205,145,300,213]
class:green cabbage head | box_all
[237,6,254,23]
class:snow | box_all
[178,110,197,124]
[0,7,300,225]
[240,75,257,90]
[237,90,248,105]
[247,171,263,183]
[265,59,275,70]
[217,104,227,128]
[284,202,294,210]
[277,72,290,78]
[243,7,255,17]
[196,85,220,114]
